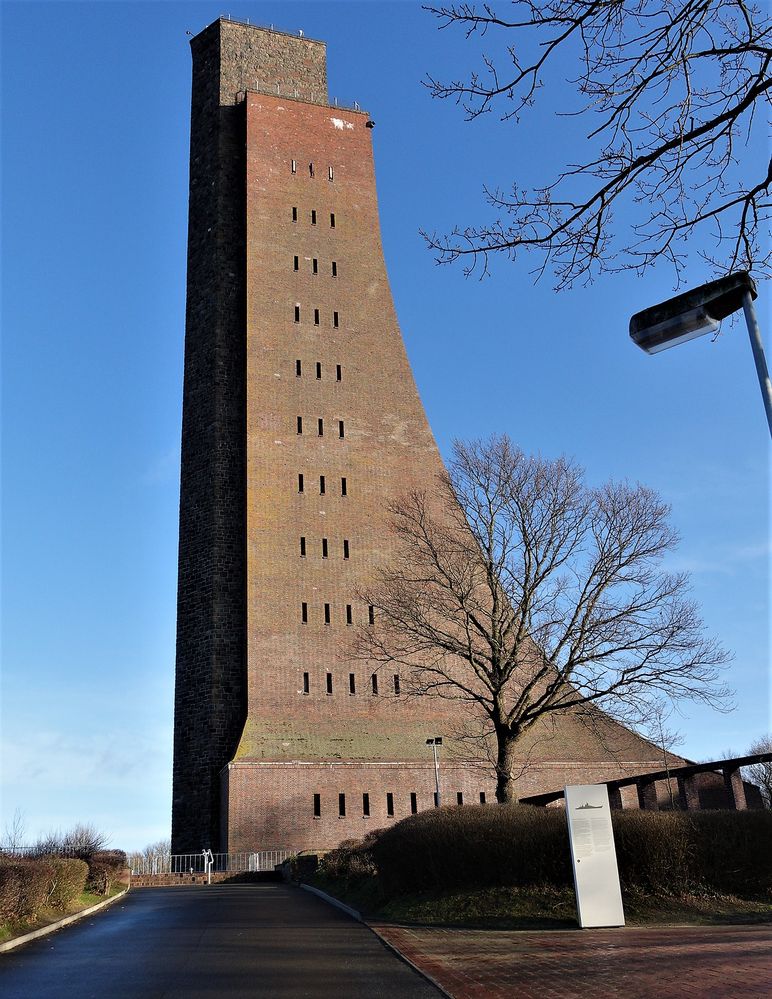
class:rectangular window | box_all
[349,673,356,694]
[333,311,339,328]
[368,605,375,625]
[457,792,464,806]
[331,261,338,277]
[324,602,331,625]
[410,792,418,814]
[299,536,306,557]
[362,792,370,816]
[386,793,394,817]
[318,418,324,437]
[309,162,315,178]
[301,602,308,623]
[342,539,350,560]
[433,792,439,808]
[341,477,347,496]
[326,672,333,694]
[298,473,304,493]
[316,362,322,379]
[336,364,342,382]
[346,604,353,626]
[321,538,328,558]
[338,420,345,439]
[297,416,303,434]
[312,258,318,275]
[313,793,321,817]
[292,206,298,222]
[294,305,300,323]
[328,165,334,181]
[303,672,309,694]
[291,159,297,174]
[314,308,320,326]
[293,255,299,271]
[296,359,302,377]
[338,793,346,817]
[479,792,487,804]
[371,673,378,695]
[330,212,336,228]
[393,674,400,695]
[311,209,317,225]
[319,475,326,494]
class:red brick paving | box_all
[369,923,772,999]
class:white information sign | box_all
[564,784,625,928]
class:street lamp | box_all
[426,737,443,807]
[629,271,771,437]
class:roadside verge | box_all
[0,888,129,953]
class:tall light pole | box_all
[426,737,443,807]
[629,271,771,437]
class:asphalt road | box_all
[0,885,442,998]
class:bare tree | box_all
[744,734,772,806]
[639,698,685,807]
[422,1,771,288]
[1,808,27,853]
[361,435,731,803]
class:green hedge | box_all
[322,805,772,899]
[46,858,89,909]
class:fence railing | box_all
[129,850,291,876]
[0,845,80,858]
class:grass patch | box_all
[0,885,125,944]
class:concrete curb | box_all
[0,888,130,953]
[298,885,451,997]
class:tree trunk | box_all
[495,732,517,804]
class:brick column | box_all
[607,785,623,810]
[723,767,747,810]
[637,778,659,810]
[677,775,701,810]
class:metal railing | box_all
[130,850,291,876]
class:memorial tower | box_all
[172,18,662,854]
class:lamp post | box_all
[629,271,771,437]
[426,737,443,807]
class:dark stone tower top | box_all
[191,18,328,106]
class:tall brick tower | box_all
[173,18,662,854]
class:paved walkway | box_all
[372,923,772,999]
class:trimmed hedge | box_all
[0,859,54,921]
[321,804,772,899]
[86,850,127,895]
[46,857,89,909]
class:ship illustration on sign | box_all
[576,803,603,809]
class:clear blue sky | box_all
[2,1,769,851]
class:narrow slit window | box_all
[330,212,336,228]
[349,673,356,694]
[303,672,309,694]
[312,258,318,275]
[371,673,378,695]
[368,605,375,625]
[457,792,464,806]
[386,793,394,817]
[294,305,300,323]
[328,165,334,181]
[338,793,346,817]
[316,362,322,379]
[309,162,314,178]
[341,477,347,496]
[314,308,320,326]
[343,539,349,560]
[479,792,487,804]
[319,475,326,494]
[298,473,304,493]
[331,261,338,277]
[296,359,302,377]
[292,206,298,222]
[326,672,333,694]
[321,538,328,558]
[299,536,306,557]
[301,602,308,623]
[338,420,345,439]
[297,416,303,435]
[346,604,353,626]
[410,792,418,814]
[293,255,299,271]
[333,311,339,328]
[393,674,400,695]
[433,792,439,808]
[362,792,370,816]
[324,602,331,625]
[313,793,321,817]
[291,159,297,174]
[318,418,324,437]
[311,209,317,225]
[336,364,342,382]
